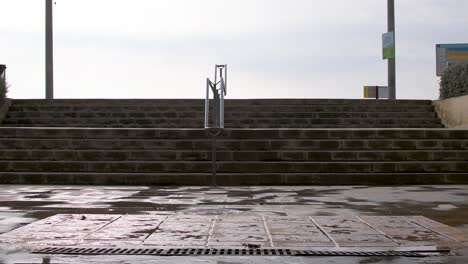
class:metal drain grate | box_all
[33,247,433,257]
[294,250,427,257]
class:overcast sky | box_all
[1,0,467,99]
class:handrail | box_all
[0,65,6,99]
[204,64,227,186]
[0,65,6,77]
[204,64,227,129]
[0,65,6,85]
[204,78,210,128]
[220,77,225,128]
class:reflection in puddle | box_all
[0,185,468,233]
[0,207,36,235]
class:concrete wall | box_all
[0,98,11,124]
[433,95,468,128]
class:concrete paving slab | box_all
[144,240,208,247]
[272,242,334,248]
[266,223,322,235]
[212,222,265,234]
[158,222,211,233]
[211,233,270,242]
[264,216,310,223]
[85,230,149,241]
[314,216,380,236]
[359,215,456,246]
[406,215,468,242]
[0,213,466,252]
[219,215,264,223]
[78,240,144,247]
[270,234,332,243]
[167,215,215,222]
[146,233,209,242]
[330,234,398,247]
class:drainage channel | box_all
[33,247,449,257]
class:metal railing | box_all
[0,65,6,99]
[204,64,227,186]
[205,64,227,128]
[0,65,6,84]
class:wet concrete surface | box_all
[0,185,467,263]
[4,213,464,250]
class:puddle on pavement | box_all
[0,185,468,232]
[0,207,36,234]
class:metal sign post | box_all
[387,0,396,99]
[45,0,54,99]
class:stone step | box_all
[6,104,435,113]
[11,98,433,106]
[0,97,458,186]
[5,111,438,119]
[2,118,442,128]
[6,98,439,130]
[0,172,466,185]
[0,138,466,150]
[0,160,467,173]
[0,149,466,162]
[2,124,443,129]
[0,128,465,139]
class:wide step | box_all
[0,127,466,185]
[1,172,466,185]
[1,99,443,128]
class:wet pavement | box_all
[0,185,467,263]
[3,213,465,250]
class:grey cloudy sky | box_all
[1,0,467,99]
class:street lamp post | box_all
[388,0,396,99]
[45,0,54,99]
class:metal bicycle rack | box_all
[204,64,228,186]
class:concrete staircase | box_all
[2,99,442,128]
[0,127,467,185]
[0,98,466,185]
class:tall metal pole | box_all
[388,0,396,99]
[45,0,54,99]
